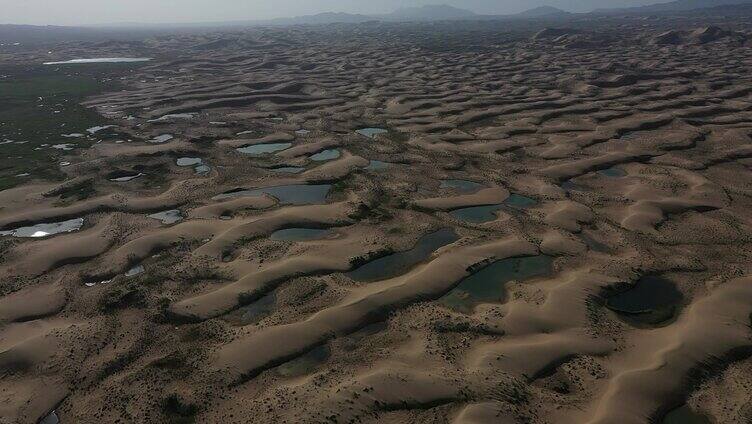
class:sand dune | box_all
[2,14,752,424]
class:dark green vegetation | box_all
[0,64,133,191]
[275,345,330,378]
[43,178,96,201]
[161,394,198,424]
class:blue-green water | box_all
[271,166,306,174]
[148,210,183,225]
[176,157,202,167]
[310,149,341,162]
[356,128,388,139]
[346,228,459,282]
[213,184,331,205]
[450,204,503,224]
[598,167,627,177]
[505,194,537,208]
[366,160,391,171]
[236,142,292,155]
[440,255,553,313]
[605,275,683,327]
[440,179,484,193]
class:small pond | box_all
[605,275,683,327]
[271,166,306,174]
[450,204,503,224]
[356,128,388,139]
[213,184,332,205]
[44,58,152,65]
[346,228,458,282]
[149,134,174,144]
[440,255,553,313]
[236,143,292,155]
[440,179,484,193]
[598,167,627,178]
[504,194,537,208]
[148,210,184,225]
[366,160,391,171]
[310,149,341,162]
[0,218,84,238]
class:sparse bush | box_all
[161,394,198,424]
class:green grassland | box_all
[0,63,137,191]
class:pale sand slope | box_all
[1,17,752,424]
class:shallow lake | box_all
[109,172,144,182]
[310,149,341,162]
[504,194,537,208]
[271,166,306,174]
[148,210,184,225]
[236,143,292,155]
[356,128,388,139]
[149,113,195,123]
[194,164,211,174]
[125,264,145,277]
[440,255,553,313]
[450,204,503,223]
[44,58,152,65]
[176,157,210,174]
[39,410,59,424]
[346,228,458,282]
[149,134,174,144]
[0,218,84,238]
[440,179,484,193]
[213,184,331,205]
[176,157,203,167]
[598,167,627,177]
[366,160,391,171]
[605,275,683,327]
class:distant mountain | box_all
[385,5,477,21]
[250,4,476,26]
[595,0,752,14]
[513,6,572,18]
[265,12,371,26]
[10,0,752,40]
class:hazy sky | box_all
[1,0,659,25]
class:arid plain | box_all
[2,10,752,424]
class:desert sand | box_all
[2,9,752,424]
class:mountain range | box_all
[2,1,752,43]
[245,1,752,26]
[594,0,752,14]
